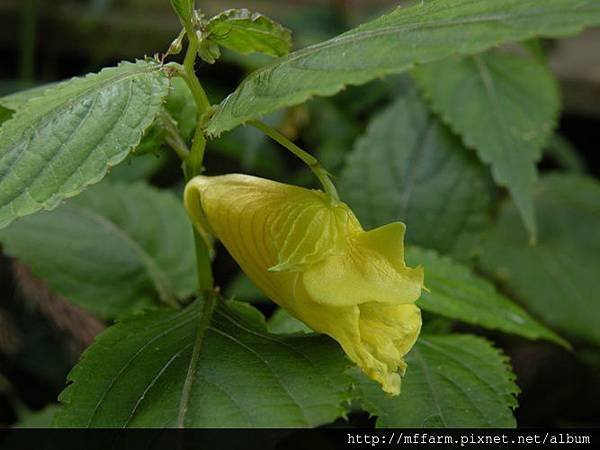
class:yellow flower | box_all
[184,174,424,395]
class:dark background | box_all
[0,0,599,428]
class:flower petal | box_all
[184,174,348,273]
[302,222,424,306]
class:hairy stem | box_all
[249,120,340,201]
[167,22,214,294]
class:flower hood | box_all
[184,174,424,395]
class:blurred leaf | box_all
[15,405,59,428]
[0,60,170,229]
[305,100,359,172]
[170,0,194,26]
[0,182,196,319]
[268,309,312,335]
[355,334,518,427]
[407,247,568,347]
[479,174,600,346]
[414,52,560,241]
[54,300,352,427]
[224,272,266,303]
[208,120,286,178]
[205,9,292,58]
[106,152,168,183]
[205,0,600,136]
[545,134,587,173]
[0,106,12,126]
[339,86,491,258]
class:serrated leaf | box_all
[406,247,568,347]
[339,84,491,257]
[355,334,519,428]
[0,82,58,111]
[414,52,560,240]
[54,300,352,427]
[0,182,196,319]
[205,9,292,58]
[0,60,170,229]
[133,77,197,156]
[479,174,600,346]
[205,0,600,136]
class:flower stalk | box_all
[248,120,340,202]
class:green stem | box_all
[249,120,340,201]
[183,37,211,113]
[176,30,214,295]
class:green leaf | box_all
[54,300,351,427]
[0,82,58,111]
[479,174,600,346]
[0,60,171,229]
[106,152,168,183]
[339,84,491,257]
[0,106,12,126]
[545,134,587,173]
[224,272,267,303]
[15,405,59,428]
[133,77,197,156]
[0,182,195,319]
[205,0,600,136]
[407,247,568,347]
[355,334,518,428]
[170,0,194,26]
[413,52,560,240]
[165,77,197,143]
[205,9,292,58]
[268,308,312,335]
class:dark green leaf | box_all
[0,60,171,229]
[54,300,352,427]
[545,134,587,173]
[0,106,12,126]
[407,247,568,347]
[479,174,600,345]
[205,0,600,136]
[414,52,560,240]
[224,272,266,303]
[205,9,292,58]
[15,405,59,428]
[339,85,491,257]
[0,182,195,319]
[355,334,518,427]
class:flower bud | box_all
[185,174,424,395]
